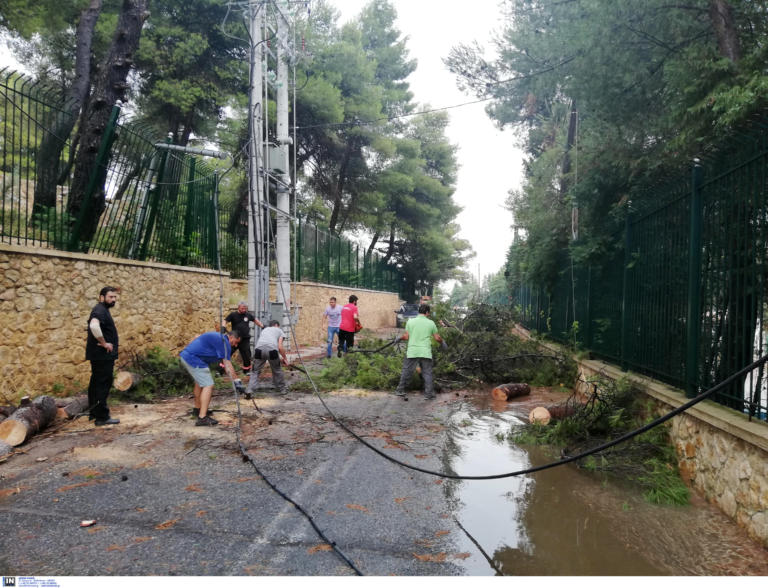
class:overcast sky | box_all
[331,0,524,282]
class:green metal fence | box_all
[512,123,768,422]
[0,69,401,292]
[294,216,403,292]
[0,69,224,267]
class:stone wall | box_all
[226,280,399,348]
[0,245,399,398]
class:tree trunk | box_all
[68,0,148,246]
[491,382,531,401]
[62,396,91,420]
[0,396,58,447]
[33,0,103,213]
[709,0,741,63]
[114,371,143,392]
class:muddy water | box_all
[442,389,768,576]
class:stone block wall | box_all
[670,413,768,546]
[226,280,400,347]
[0,245,400,399]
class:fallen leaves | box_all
[413,552,447,562]
[345,504,369,513]
[155,519,179,530]
[57,479,107,493]
[308,543,333,554]
[184,484,202,492]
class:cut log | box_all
[529,406,551,425]
[114,371,142,392]
[62,396,90,419]
[0,396,58,447]
[0,440,12,458]
[491,383,531,401]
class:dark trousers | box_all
[338,329,355,353]
[88,359,115,420]
[236,337,252,369]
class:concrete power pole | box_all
[275,6,293,346]
[248,3,268,331]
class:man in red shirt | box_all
[338,294,360,357]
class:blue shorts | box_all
[180,357,214,387]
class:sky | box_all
[331,0,524,283]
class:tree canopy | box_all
[0,0,472,296]
[446,0,768,290]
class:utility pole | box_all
[275,4,293,346]
[248,2,268,331]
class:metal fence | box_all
[0,69,401,293]
[0,70,224,267]
[512,122,768,422]
[295,216,402,292]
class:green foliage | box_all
[447,0,768,293]
[512,376,689,506]
[114,346,191,403]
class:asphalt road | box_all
[0,386,477,577]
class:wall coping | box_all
[514,326,768,453]
[0,243,229,276]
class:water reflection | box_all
[442,388,768,576]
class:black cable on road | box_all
[303,351,768,481]
[210,189,362,577]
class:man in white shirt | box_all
[246,320,289,396]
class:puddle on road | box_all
[442,388,768,576]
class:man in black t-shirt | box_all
[85,286,120,426]
[222,301,264,372]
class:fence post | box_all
[182,157,197,265]
[621,207,632,370]
[685,159,704,397]
[68,104,121,251]
[297,216,302,282]
[138,138,171,261]
[314,223,318,281]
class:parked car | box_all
[395,303,420,328]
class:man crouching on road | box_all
[245,320,289,396]
[180,330,242,426]
[394,304,446,400]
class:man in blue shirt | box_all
[180,331,241,426]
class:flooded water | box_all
[442,389,768,576]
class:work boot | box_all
[190,407,200,418]
[95,418,120,426]
[195,415,218,427]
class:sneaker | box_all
[190,407,200,418]
[275,388,288,396]
[424,395,436,400]
[95,418,120,426]
[195,415,218,427]
[337,349,343,358]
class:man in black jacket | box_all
[85,286,120,426]
[223,301,264,372]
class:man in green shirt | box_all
[394,304,446,400]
